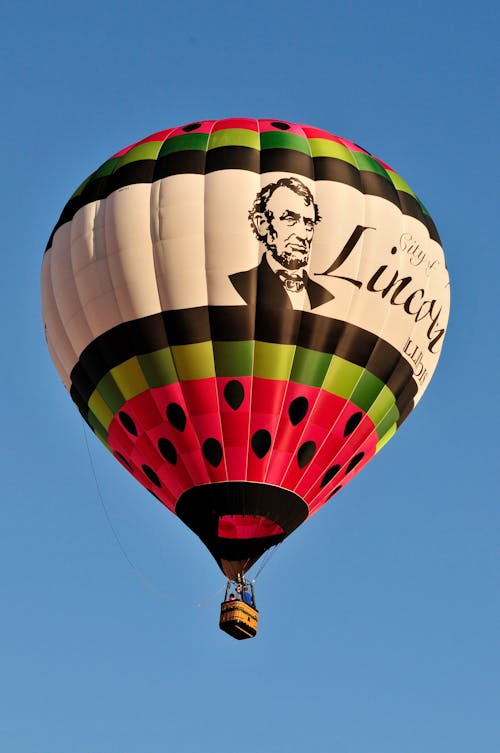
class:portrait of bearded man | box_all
[229,177,334,310]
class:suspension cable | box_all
[250,543,281,583]
[81,420,225,608]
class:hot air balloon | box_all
[41,118,450,639]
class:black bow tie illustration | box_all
[276,270,307,292]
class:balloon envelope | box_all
[41,118,450,579]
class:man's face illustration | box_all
[261,187,316,270]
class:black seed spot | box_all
[288,396,309,425]
[183,122,201,132]
[390,246,398,255]
[346,452,365,473]
[142,465,161,487]
[297,441,316,468]
[330,485,342,497]
[344,411,363,436]
[158,438,177,465]
[203,438,223,467]
[115,452,132,470]
[224,380,244,410]
[251,429,271,459]
[320,464,340,487]
[119,411,137,436]
[166,402,186,431]
[271,121,290,130]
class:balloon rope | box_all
[250,543,281,583]
[81,420,225,608]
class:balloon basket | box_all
[219,600,259,640]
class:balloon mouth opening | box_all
[175,481,308,577]
[218,514,284,540]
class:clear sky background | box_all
[1,1,498,751]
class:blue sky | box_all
[1,1,498,751]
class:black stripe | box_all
[394,377,418,410]
[423,212,441,246]
[361,170,401,206]
[45,148,440,250]
[398,191,442,244]
[153,149,207,179]
[261,148,315,179]
[313,156,363,188]
[204,146,314,177]
[207,305,257,341]
[314,163,437,242]
[365,338,403,384]
[108,160,156,191]
[164,307,212,344]
[205,145,261,173]
[69,306,416,422]
[46,162,155,249]
[397,400,414,426]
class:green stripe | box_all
[213,341,254,375]
[208,128,260,150]
[92,348,180,422]
[352,152,390,178]
[88,390,115,430]
[253,341,295,379]
[86,410,109,443]
[350,370,387,414]
[93,157,122,180]
[260,131,312,155]
[387,170,429,215]
[366,386,398,427]
[375,423,397,452]
[110,356,149,399]
[322,357,361,398]
[158,133,209,157]
[374,403,400,438]
[118,141,163,166]
[138,347,179,387]
[387,170,417,198]
[85,341,400,444]
[308,138,357,165]
[95,372,127,414]
[170,342,215,380]
[290,347,332,387]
